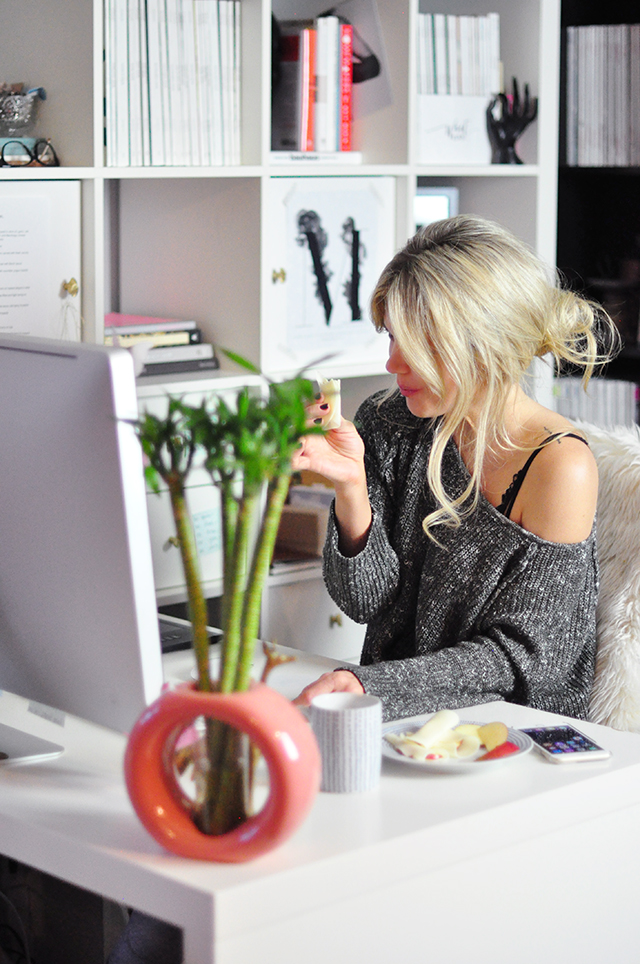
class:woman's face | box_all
[385,325,458,419]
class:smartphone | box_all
[521,725,611,764]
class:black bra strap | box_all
[497,433,588,519]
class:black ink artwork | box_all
[341,217,364,321]
[296,210,332,324]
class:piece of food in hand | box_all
[316,375,341,430]
[477,740,520,762]
[478,721,509,752]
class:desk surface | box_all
[1,645,640,964]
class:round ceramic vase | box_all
[124,681,321,862]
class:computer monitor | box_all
[414,186,460,231]
[0,335,164,750]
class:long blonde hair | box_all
[370,215,616,537]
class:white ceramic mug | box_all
[310,692,382,792]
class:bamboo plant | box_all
[135,362,321,835]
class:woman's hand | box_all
[293,670,365,706]
[291,400,365,488]
[291,397,372,556]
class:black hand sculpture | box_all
[486,77,538,165]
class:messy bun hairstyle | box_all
[370,215,616,537]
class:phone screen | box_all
[522,725,608,757]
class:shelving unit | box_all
[1,0,561,377]
[1,0,562,632]
[558,0,640,384]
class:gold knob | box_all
[272,268,286,284]
[62,277,79,297]
[329,613,342,628]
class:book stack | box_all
[565,23,640,167]
[554,376,638,427]
[105,313,219,375]
[416,11,501,166]
[104,0,241,167]
[417,12,501,98]
[271,15,354,158]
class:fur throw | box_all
[576,421,640,731]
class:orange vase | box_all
[124,681,321,862]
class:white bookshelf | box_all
[0,0,561,378]
[0,0,561,629]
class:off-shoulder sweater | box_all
[323,390,599,723]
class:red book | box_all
[339,23,353,151]
[298,26,317,151]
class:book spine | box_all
[339,22,352,152]
[194,0,211,166]
[105,312,197,330]
[209,0,224,165]
[271,27,300,151]
[128,0,143,166]
[314,16,329,152]
[140,0,151,165]
[180,0,198,165]
[232,0,241,164]
[446,15,459,96]
[487,12,501,94]
[298,26,317,151]
[114,0,130,166]
[144,342,213,362]
[566,26,577,166]
[104,0,116,165]
[105,329,202,346]
[140,357,221,376]
[433,13,447,94]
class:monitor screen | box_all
[0,335,164,738]
[414,186,460,231]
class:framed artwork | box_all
[265,176,396,377]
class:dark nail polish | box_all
[320,403,329,411]
[314,392,322,400]
[313,417,322,425]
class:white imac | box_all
[0,335,164,759]
[414,186,460,232]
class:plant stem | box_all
[168,479,210,693]
[235,471,291,692]
[219,488,259,694]
[219,480,238,631]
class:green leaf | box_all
[220,349,261,374]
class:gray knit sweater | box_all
[323,390,599,723]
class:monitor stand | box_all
[0,721,64,765]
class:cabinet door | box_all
[146,482,223,596]
[263,576,365,662]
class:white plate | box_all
[382,719,533,774]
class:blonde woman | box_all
[293,215,615,722]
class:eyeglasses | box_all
[0,138,59,167]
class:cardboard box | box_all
[275,504,330,558]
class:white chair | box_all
[575,421,640,732]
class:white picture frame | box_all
[265,175,396,378]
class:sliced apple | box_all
[478,721,509,752]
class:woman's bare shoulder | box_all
[517,419,598,543]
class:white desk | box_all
[2,646,640,964]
